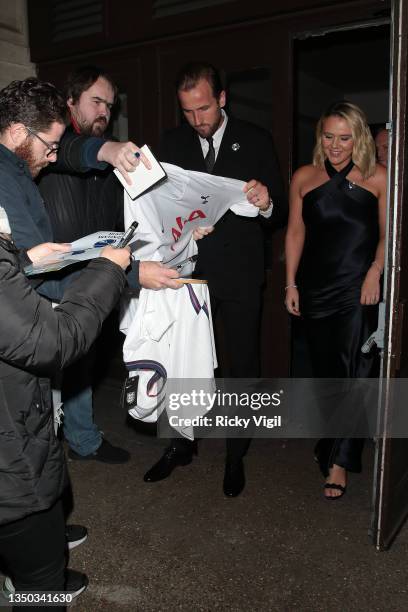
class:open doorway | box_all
[293,23,390,169]
[291,22,390,378]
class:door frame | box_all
[372,0,408,550]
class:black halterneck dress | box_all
[299,159,379,474]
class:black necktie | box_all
[205,137,215,173]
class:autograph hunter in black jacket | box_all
[0,236,126,526]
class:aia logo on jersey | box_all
[171,209,207,249]
[201,195,211,205]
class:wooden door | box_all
[371,0,408,550]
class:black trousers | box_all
[169,291,261,464]
[0,500,66,611]
[211,293,261,378]
[304,306,378,475]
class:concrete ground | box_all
[2,373,408,611]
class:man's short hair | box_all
[0,78,67,134]
[175,62,224,99]
[65,65,118,104]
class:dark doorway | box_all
[291,22,390,378]
[293,23,390,169]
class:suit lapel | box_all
[184,117,241,175]
[213,117,239,175]
[188,129,207,172]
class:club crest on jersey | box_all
[231,143,240,151]
[201,195,211,205]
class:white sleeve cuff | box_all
[259,199,273,218]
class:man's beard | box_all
[15,140,47,178]
[77,116,108,137]
[194,111,223,139]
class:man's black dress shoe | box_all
[223,460,245,497]
[143,447,193,482]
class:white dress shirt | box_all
[198,110,273,218]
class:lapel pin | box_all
[231,143,240,151]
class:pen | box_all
[116,221,139,248]
[171,254,198,270]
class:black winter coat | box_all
[0,237,125,525]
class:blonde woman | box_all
[285,101,386,499]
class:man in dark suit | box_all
[144,62,287,496]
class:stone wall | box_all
[0,0,34,89]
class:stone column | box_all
[0,0,35,89]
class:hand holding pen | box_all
[101,223,138,270]
[115,221,139,248]
[101,246,131,270]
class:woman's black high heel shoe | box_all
[323,482,346,500]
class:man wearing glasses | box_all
[26,126,60,156]
[0,76,92,599]
[0,76,179,600]
[0,79,67,300]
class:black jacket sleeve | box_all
[260,131,288,230]
[52,131,108,174]
[0,251,125,377]
[126,258,140,290]
[17,248,31,269]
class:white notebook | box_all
[114,144,167,199]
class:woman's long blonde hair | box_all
[313,101,377,179]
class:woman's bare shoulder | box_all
[291,164,320,186]
[291,164,326,199]
[365,163,387,192]
[373,163,387,182]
